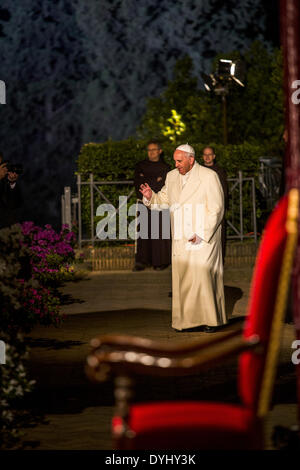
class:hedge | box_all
[77,139,269,177]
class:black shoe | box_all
[203,326,217,333]
[174,326,204,333]
[132,264,145,272]
[154,264,169,271]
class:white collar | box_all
[180,162,195,180]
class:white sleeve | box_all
[149,173,170,207]
[202,171,224,243]
[142,196,151,206]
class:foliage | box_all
[0,225,38,334]
[138,56,199,142]
[138,42,284,154]
[161,109,186,143]
[0,334,36,449]
[217,41,284,151]
[77,140,266,179]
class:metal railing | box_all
[62,172,258,247]
[77,173,135,247]
[227,171,257,242]
[258,157,282,211]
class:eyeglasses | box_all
[147,147,160,152]
[203,153,214,157]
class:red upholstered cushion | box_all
[123,401,262,449]
[239,195,289,409]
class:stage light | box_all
[218,59,245,87]
[217,59,232,77]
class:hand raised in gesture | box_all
[139,183,152,200]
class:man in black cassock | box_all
[202,146,229,263]
[0,153,22,229]
[133,140,171,271]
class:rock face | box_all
[0,0,276,226]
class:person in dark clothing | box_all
[0,153,22,229]
[202,146,229,263]
[133,140,171,271]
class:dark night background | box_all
[0,0,280,228]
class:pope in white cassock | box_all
[140,144,227,332]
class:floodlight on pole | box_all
[217,59,245,86]
[201,59,245,145]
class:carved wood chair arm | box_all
[88,323,244,357]
[85,331,261,382]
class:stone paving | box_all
[22,265,299,450]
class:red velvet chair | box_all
[86,189,299,450]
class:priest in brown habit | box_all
[133,140,171,271]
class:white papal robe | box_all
[146,162,226,330]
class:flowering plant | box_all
[0,225,64,334]
[0,223,73,448]
[20,281,62,329]
[21,222,76,286]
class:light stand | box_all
[201,59,245,145]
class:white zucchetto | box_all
[176,143,195,156]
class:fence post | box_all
[61,195,65,226]
[77,173,82,249]
[0,80,6,104]
[64,186,72,230]
[0,340,6,364]
[90,173,94,247]
[252,178,257,243]
[238,171,243,241]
